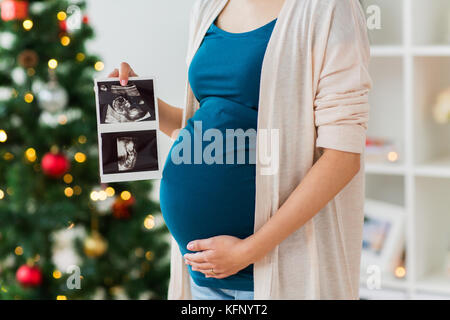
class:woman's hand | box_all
[184,235,256,279]
[108,62,138,85]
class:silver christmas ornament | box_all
[0,87,13,101]
[0,31,15,50]
[37,80,68,113]
[11,67,26,85]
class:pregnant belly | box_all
[159,99,257,256]
[160,162,255,256]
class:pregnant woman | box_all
[109,0,371,300]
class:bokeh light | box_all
[76,53,85,62]
[90,191,99,201]
[48,59,58,69]
[25,148,37,162]
[78,135,87,144]
[53,270,62,279]
[387,151,399,162]
[74,152,86,163]
[120,191,131,201]
[0,130,7,143]
[23,20,33,30]
[60,36,71,46]
[98,190,107,201]
[64,187,74,197]
[94,61,104,71]
[144,215,155,230]
[73,186,82,195]
[58,115,67,125]
[3,152,14,160]
[24,93,34,103]
[63,174,73,184]
[57,11,67,21]
[105,187,115,197]
[145,251,154,261]
[14,246,23,255]
[395,266,406,278]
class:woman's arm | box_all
[184,148,361,278]
[156,98,184,139]
[244,148,360,263]
[108,62,183,138]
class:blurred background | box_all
[0,0,449,300]
[360,0,450,300]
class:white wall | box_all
[87,0,195,106]
[86,0,196,196]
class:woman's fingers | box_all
[204,269,228,279]
[109,63,138,85]
[119,62,138,86]
[187,260,231,279]
[184,250,212,263]
[188,262,215,272]
[119,62,130,85]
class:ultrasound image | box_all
[101,130,159,175]
[117,137,137,171]
[97,80,156,124]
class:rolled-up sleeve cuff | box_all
[316,125,366,154]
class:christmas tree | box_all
[0,0,170,300]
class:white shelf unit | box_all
[360,0,450,300]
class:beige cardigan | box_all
[168,0,371,300]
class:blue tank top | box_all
[159,18,276,291]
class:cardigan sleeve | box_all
[314,0,372,154]
[185,0,205,66]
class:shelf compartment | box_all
[412,0,450,46]
[367,57,405,166]
[413,57,450,165]
[365,174,405,206]
[413,177,450,284]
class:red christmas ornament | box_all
[112,196,135,219]
[16,265,42,287]
[59,20,67,32]
[82,15,89,24]
[41,152,70,178]
[1,0,28,21]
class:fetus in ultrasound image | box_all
[97,80,156,124]
[101,130,159,175]
[117,137,137,171]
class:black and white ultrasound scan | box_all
[117,137,138,171]
[100,130,159,176]
[94,77,161,183]
[97,80,156,124]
